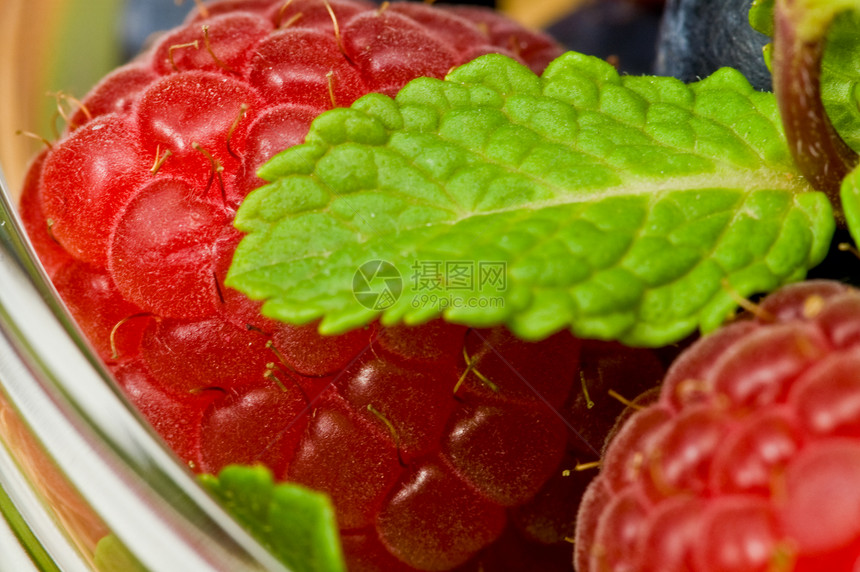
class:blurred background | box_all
[6,0,747,202]
[1,0,123,197]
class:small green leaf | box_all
[227,53,834,347]
[749,0,860,152]
[775,0,860,41]
[199,465,345,572]
[94,535,147,572]
[842,161,860,243]
[750,0,776,36]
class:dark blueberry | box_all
[655,0,772,90]
[122,0,190,59]
[548,0,663,75]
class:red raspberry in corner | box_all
[576,279,860,572]
[17,1,670,569]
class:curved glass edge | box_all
[0,163,291,572]
[0,482,51,572]
[0,430,88,572]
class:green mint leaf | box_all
[199,465,345,572]
[822,10,860,150]
[226,53,834,347]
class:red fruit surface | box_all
[575,280,860,572]
[17,1,668,569]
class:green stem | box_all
[772,0,859,218]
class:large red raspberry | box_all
[576,279,860,571]
[17,1,672,569]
